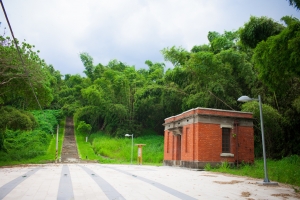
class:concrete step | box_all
[60,117,80,163]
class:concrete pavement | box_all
[0,163,299,200]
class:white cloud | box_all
[1,0,299,75]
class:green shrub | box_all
[31,110,62,134]
[77,121,92,134]
[1,129,51,161]
[0,109,62,163]
[0,106,37,131]
[205,163,212,171]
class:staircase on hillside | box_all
[61,117,80,163]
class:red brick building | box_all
[163,107,254,168]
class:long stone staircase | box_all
[61,117,80,163]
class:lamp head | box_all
[125,134,131,137]
[237,95,255,102]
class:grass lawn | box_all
[206,155,300,187]
[75,130,164,165]
[75,129,100,161]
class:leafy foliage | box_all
[0,106,37,131]
[253,16,300,92]
[207,31,239,53]
[76,121,92,134]
[0,37,54,109]
[31,110,63,134]
[1,130,50,161]
[162,32,255,111]
[287,0,300,9]
[240,16,284,48]
[241,101,284,158]
[0,109,61,162]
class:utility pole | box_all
[56,125,59,163]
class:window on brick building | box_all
[222,128,230,153]
[185,128,189,153]
[167,132,169,153]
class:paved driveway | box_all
[0,163,298,200]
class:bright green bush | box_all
[0,106,37,131]
[77,121,92,134]
[31,110,62,134]
[0,109,62,163]
[2,129,51,161]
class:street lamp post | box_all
[125,134,133,164]
[237,95,278,185]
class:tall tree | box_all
[240,16,284,48]
[162,30,255,111]
[251,16,300,157]
[80,52,95,80]
[0,37,53,109]
[253,16,300,93]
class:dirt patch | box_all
[241,191,251,197]
[271,193,291,197]
[214,180,243,184]
[201,174,217,177]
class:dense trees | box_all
[253,17,300,93]
[0,35,62,150]
[161,31,255,111]
[72,57,167,136]
[241,16,300,158]
[66,15,299,159]
[1,11,300,159]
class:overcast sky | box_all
[1,0,299,76]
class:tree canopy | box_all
[253,16,300,92]
[239,16,284,48]
[288,0,300,9]
[0,37,56,109]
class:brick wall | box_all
[163,107,254,168]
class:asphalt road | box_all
[0,163,298,200]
